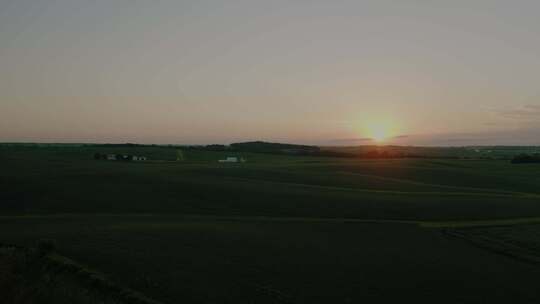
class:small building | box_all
[102,154,147,161]
[219,157,239,163]
[120,155,130,161]
[107,154,117,161]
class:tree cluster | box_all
[511,153,540,164]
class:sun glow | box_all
[348,114,402,144]
[369,126,391,142]
[363,120,399,143]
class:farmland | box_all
[1,144,540,303]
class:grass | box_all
[420,217,540,228]
[441,224,540,265]
[2,146,540,220]
[2,145,540,303]
[0,242,161,304]
[2,215,540,304]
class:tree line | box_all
[511,153,540,164]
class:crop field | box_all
[444,224,540,265]
[2,215,540,304]
[1,145,540,303]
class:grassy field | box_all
[443,224,540,265]
[1,145,540,303]
[2,215,540,304]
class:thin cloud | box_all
[330,138,374,143]
[496,104,540,121]
[410,130,540,146]
[329,135,409,144]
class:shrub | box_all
[37,239,57,256]
[511,153,540,164]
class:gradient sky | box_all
[1,0,539,145]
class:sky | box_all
[1,0,539,146]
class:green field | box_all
[1,145,540,303]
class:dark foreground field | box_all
[1,146,540,303]
[2,215,540,304]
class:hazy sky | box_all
[1,0,539,145]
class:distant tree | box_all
[511,153,540,164]
[230,141,320,154]
[205,144,228,151]
[93,153,102,160]
[364,151,380,158]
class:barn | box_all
[219,157,238,163]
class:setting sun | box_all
[361,120,399,143]
[367,123,392,142]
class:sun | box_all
[365,121,396,143]
[370,128,389,142]
[349,116,401,144]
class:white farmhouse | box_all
[107,154,117,161]
[104,154,147,161]
[219,157,239,163]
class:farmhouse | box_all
[119,155,147,161]
[219,157,238,163]
[99,154,147,161]
[218,157,246,163]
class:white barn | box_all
[107,154,117,161]
[104,154,147,161]
[219,157,239,163]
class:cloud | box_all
[496,104,540,121]
[330,138,374,144]
[328,135,409,145]
[408,129,540,146]
[323,130,540,146]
